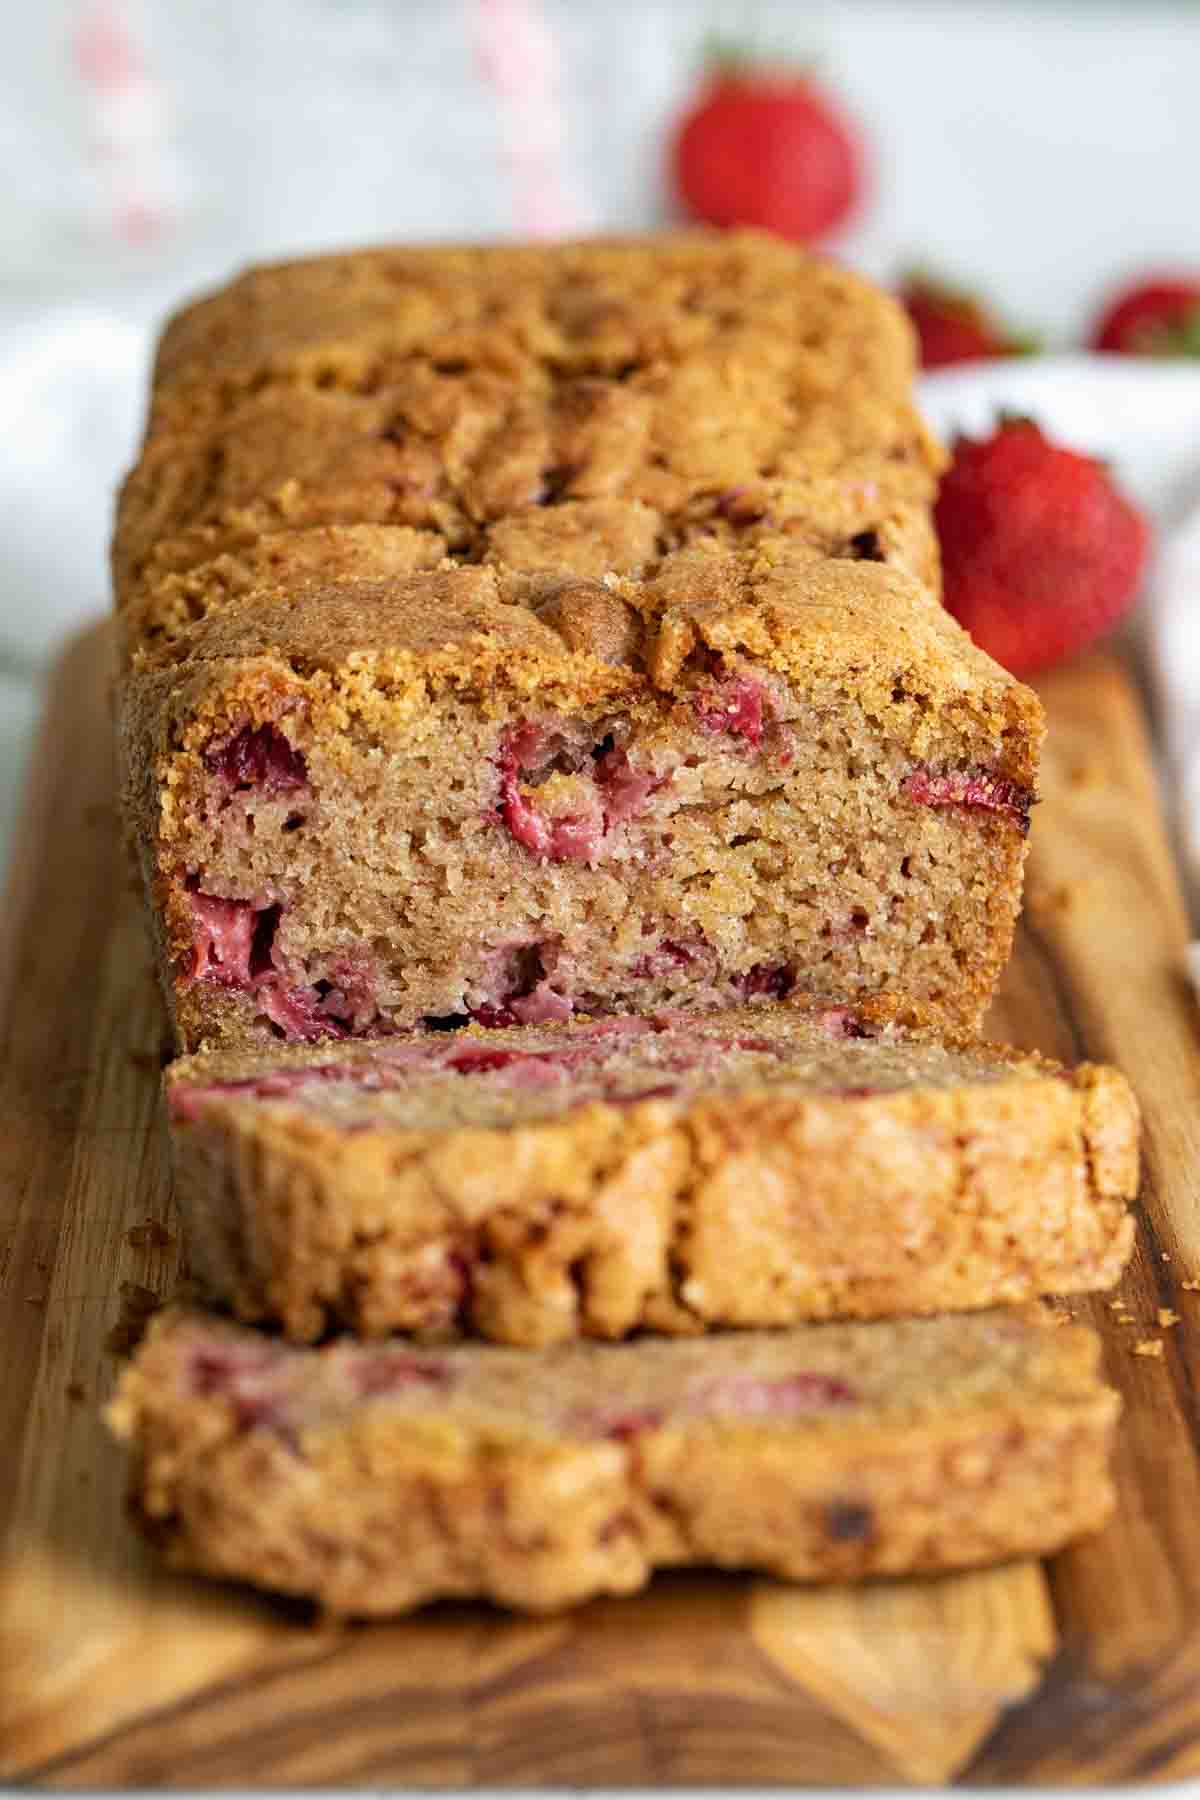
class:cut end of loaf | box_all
[122,571,1040,1054]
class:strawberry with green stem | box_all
[1091,278,1200,355]
[899,270,1037,370]
[670,37,864,244]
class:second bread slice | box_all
[166,997,1138,1346]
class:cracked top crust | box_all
[120,548,1044,788]
[115,232,944,632]
[147,232,933,435]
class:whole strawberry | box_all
[670,43,864,243]
[900,272,1034,370]
[1091,276,1200,355]
[935,419,1150,677]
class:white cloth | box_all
[0,301,150,661]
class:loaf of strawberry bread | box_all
[115,233,943,628]
[108,1305,1119,1616]
[115,235,1042,1051]
[166,998,1137,1346]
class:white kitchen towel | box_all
[0,301,149,663]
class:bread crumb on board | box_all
[1158,1308,1181,1329]
[1134,1339,1165,1359]
[106,1281,162,1355]
[126,1218,175,1251]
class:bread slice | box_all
[108,1304,1120,1616]
[165,998,1138,1346]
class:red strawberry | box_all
[1090,277,1200,355]
[935,419,1150,678]
[670,45,864,244]
[899,272,1035,370]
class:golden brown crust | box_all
[145,233,934,443]
[117,524,449,663]
[124,551,1042,758]
[107,1306,1120,1615]
[165,1007,1138,1345]
[115,232,943,641]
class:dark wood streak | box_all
[969,1647,1126,1782]
[972,1639,1200,1784]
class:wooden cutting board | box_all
[3,624,1200,1788]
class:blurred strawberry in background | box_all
[669,41,864,242]
[900,271,1036,369]
[1091,277,1200,355]
[935,418,1150,677]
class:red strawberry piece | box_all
[899,272,1035,370]
[1091,276,1200,355]
[187,889,274,986]
[571,1404,666,1441]
[495,727,662,862]
[733,961,794,1000]
[696,1372,857,1415]
[205,723,307,794]
[187,1339,291,1432]
[496,746,603,862]
[593,745,663,824]
[256,979,351,1043]
[445,1047,567,1086]
[817,1005,868,1041]
[695,675,767,745]
[352,1352,453,1398]
[905,765,1034,835]
[670,45,864,244]
[466,1004,519,1029]
[444,1048,529,1076]
[935,418,1150,677]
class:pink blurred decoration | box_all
[69,1,177,247]
[470,0,593,238]
[72,2,146,88]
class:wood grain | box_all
[2,627,1198,1786]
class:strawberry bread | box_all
[104,233,1128,1626]
[114,234,1044,1052]
[120,547,1041,1052]
[108,1305,1119,1616]
[165,998,1137,1346]
[120,546,1042,1052]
